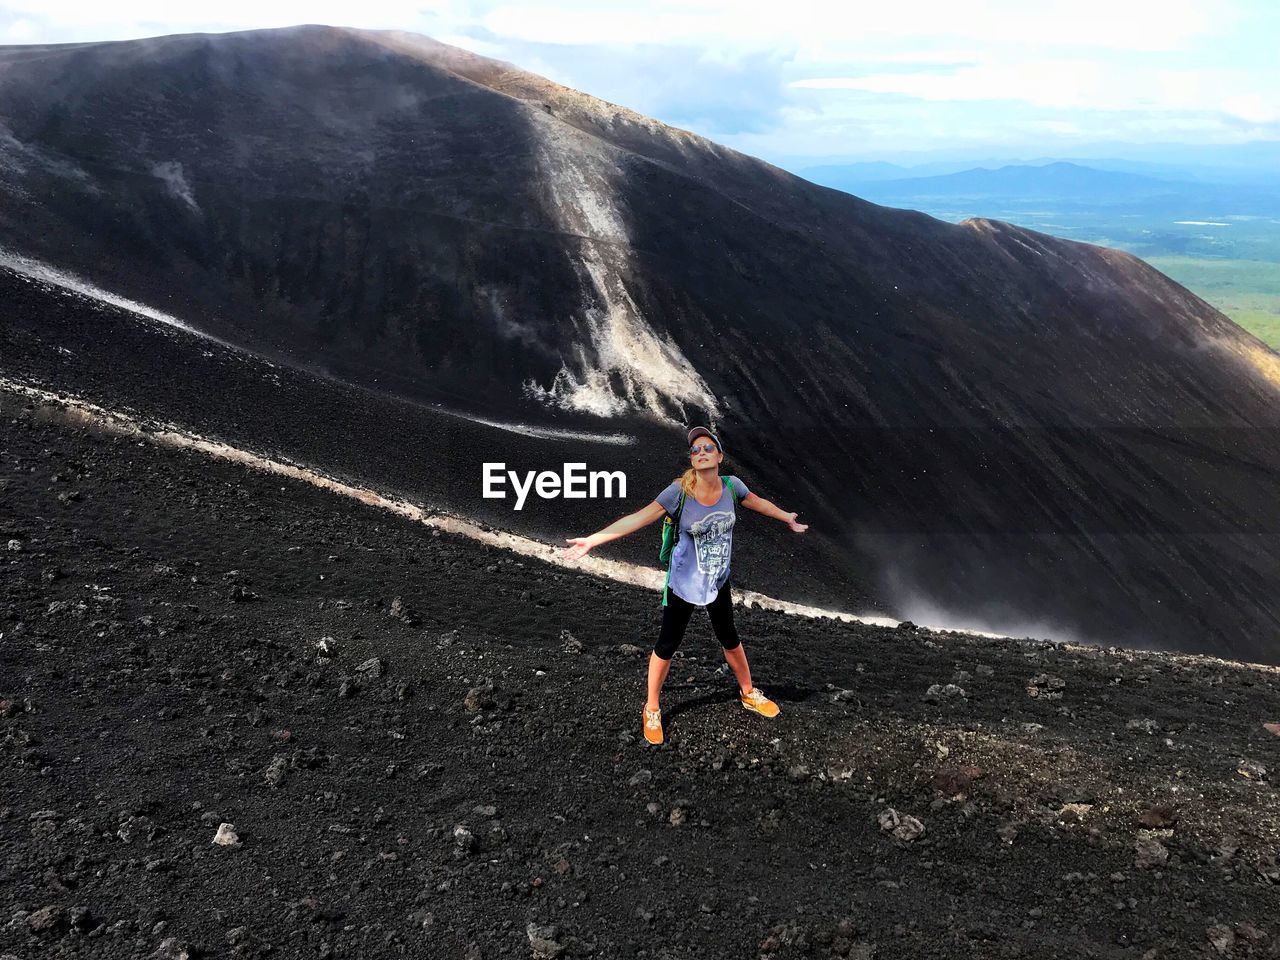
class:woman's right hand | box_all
[562,534,598,561]
[561,503,662,562]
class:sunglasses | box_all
[689,442,719,455]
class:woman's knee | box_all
[708,584,739,650]
[655,592,693,660]
[652,638,680,660]
[714,618,741,651]
[654,617,687,659]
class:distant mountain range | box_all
[799,144,1280,187]
[5,26,1280,661]
[802,161,1280,213]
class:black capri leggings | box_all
[654,580,741,660]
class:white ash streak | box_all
[151,160,200,214]
[1,375,957,635]
[521,109,719,425]
[0,253,634,445]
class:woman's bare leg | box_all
[721,643,754,696]
[646,652,674,711]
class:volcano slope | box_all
[0,261,858,625]
[3,397,1280,960]
[6,26,1280,662]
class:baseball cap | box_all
[687,426,724,456]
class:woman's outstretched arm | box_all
[740,492,809,533]
[562,500,668,561]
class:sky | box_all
[2,0,1278,170]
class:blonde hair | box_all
[675,454,728,495]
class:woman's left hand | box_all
[786,512,808,533]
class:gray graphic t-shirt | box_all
[655,475,750,606]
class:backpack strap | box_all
[662,488,687,608]
[722,475,740,503]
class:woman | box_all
[562,426,809,745]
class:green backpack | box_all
[659,476,737,607]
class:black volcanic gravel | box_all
[2,399,1280,959]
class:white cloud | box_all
[473,0,1221,53]
[1,0,1273,157]
[1222,94,1280,125]
[2,16,35,39]
[791,61,1280,117]
[0,0,1239,58]
[0,1,450,32]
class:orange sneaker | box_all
[642,706,664,745]
[740,687,780,718]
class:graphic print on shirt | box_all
[689,511,735,580]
